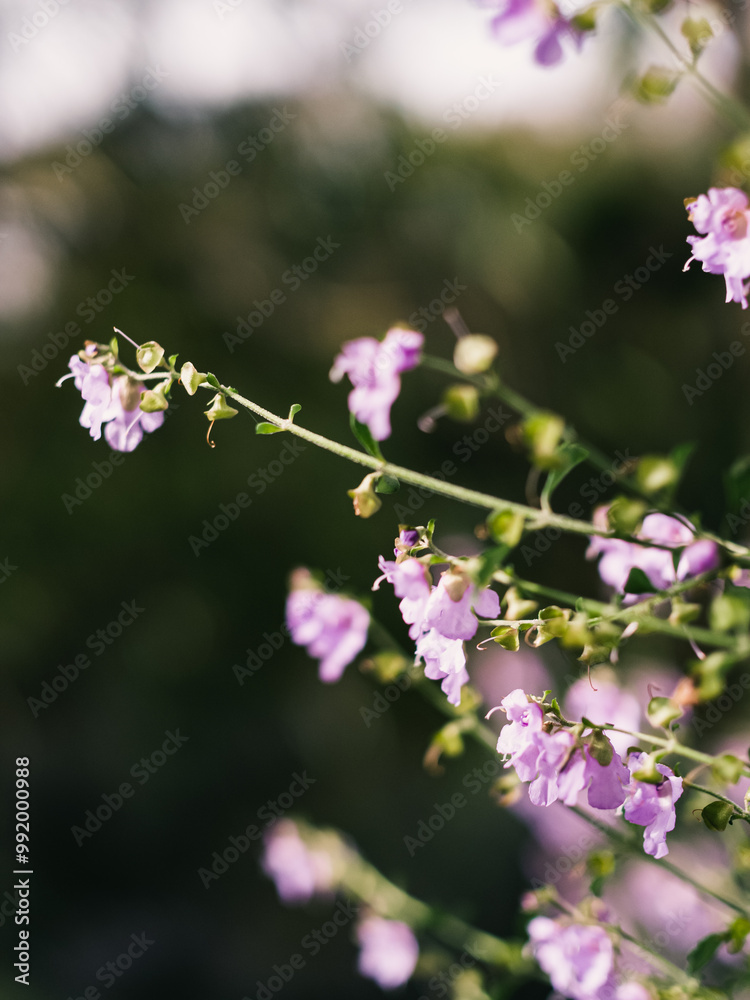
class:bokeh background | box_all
[3,0,750,996]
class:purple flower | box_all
[374,556,432,640]
[495,690,629,809]
[356,916,419,990]
[684,187,750,308]
[65,355,164,452]
[527,917,615,1000]
[286,580,369,682]
[260,820,333,904]
[422,574,501,642]
[482,0,582,66]
[587,510,719,596]
[415,627,468,706]
[623,753,683,859]
[330,327,423,441]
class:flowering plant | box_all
[55,3,750,996]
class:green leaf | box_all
[727,917,750,954]
[288,403,301,422]
[687,932,729,974]
[350,413,384,461]
[701,800,734,832]
[623,566,654,594]
[255,422,285,435]
[710,592,750,632]
[374,475,400,494]
[204,372,221,390]
[540,443,589,508]
[168,353,179,368]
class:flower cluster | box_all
[495,690,683,857]
[63,349,165,452]
[374,536,500,705]
[684,187,750,309]
[587,510,718,597]
[330,327,423,441]
[286,569,370,682]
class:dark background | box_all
[2,2,750,997]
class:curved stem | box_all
[683,778,750,822]
[607,728,750,777]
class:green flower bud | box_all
[587,729,614,767]
[631,754,663,784]
[180,361,208,395]
[635,66,680,104]
[711,754,745,785]
[443,384,481,422]
[136,340,165,374]
[646,696,683,729]
[347,473,382,519]
[204,393,238,421]
[701,800,734,832]
[522,411,565,470]
[139,385,169,412]
[490,626,519,651]
[606,496,648,535]
[487,508,526,547]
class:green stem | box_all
[607,727,750,777]
[623,2,750,132]
[497,570,746,651]
[683,779,750,821]
[220,385,615,540]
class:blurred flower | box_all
[564,671,642,758]
[527,916,615,1000]
[260,820,334,904]
[330,327,423,441]
[415,627,468,706]
[286,574,369,682]
[482,0,582,66]
[587,510,719,596]
[684,187,750,308]
[356,916,419,990]
[623,753,683,859]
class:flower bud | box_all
[504,587,538,621]
[443,384,481,422]
[711,754,745,785]
[701,800,734,832]
[139,385,169,412]
[180,361,208,395]
[490,626,519,651]
[646,696,683,729]
[204,393,238,420]
[347,473,382,519]
[487,508,525,547]
[453,334,498,375]
[522,412,565,469]
[136,340,165,374]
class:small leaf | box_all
[288,403,302,422]
[204,372,222,390]
[375,474,400,494]
[701,800,734,832]
[350,413,384,461]
[168,353,179,368]
[255,422,285,435]
[687,931,729,974]
[727,916,750,954]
